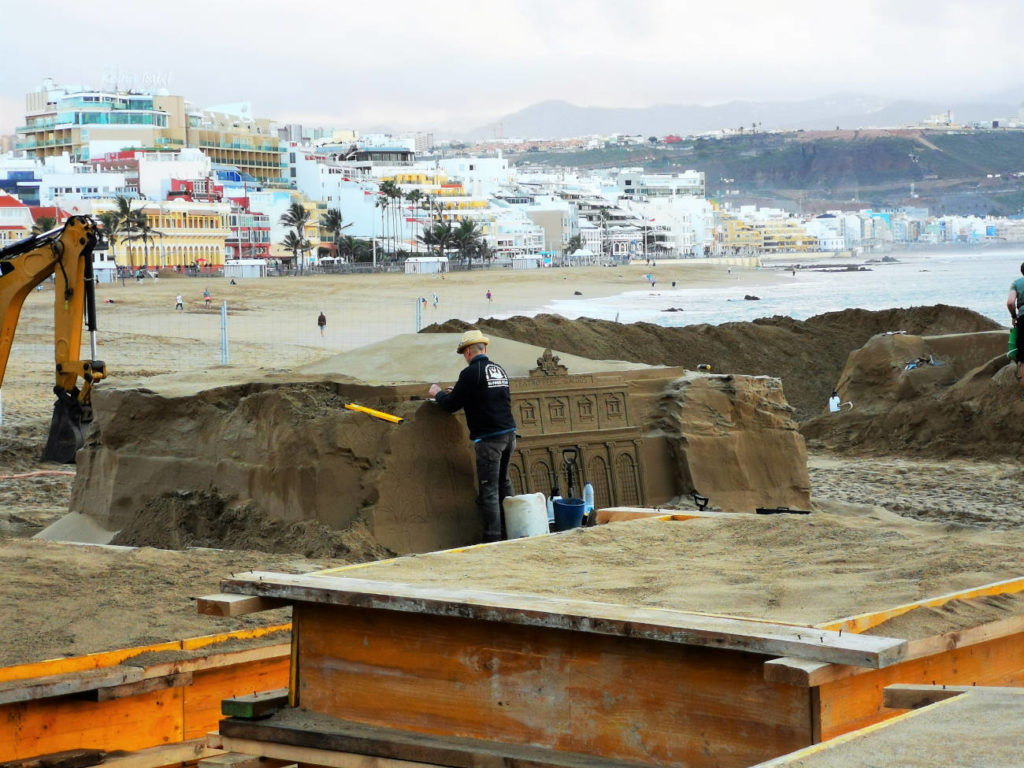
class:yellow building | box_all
[93,199,230,269]
[758,219,820,253]
[717,215,763,253]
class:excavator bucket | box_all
[43,387,87,463]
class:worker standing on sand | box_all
[428,330,517,543]
[1007,262,1024,389]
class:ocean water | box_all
[543,248,1024,329]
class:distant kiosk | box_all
[223,259,267,279]
[405,256,449,275]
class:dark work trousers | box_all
[474,431,516,543]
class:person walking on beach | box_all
[203,288,212,307]
[428,330,516,544]
[486,289,493,303]
[317,311,327,337]
[432,292,439,309]
[175,295,183,311]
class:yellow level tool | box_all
[344,403,404,424]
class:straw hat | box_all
[456,329,489,353]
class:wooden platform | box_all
[209,513,1024,767]
[0,625,290,763]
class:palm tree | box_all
[280,202,311,273]
[31,216,57,235]
[564,234,584,256]
[131,214,164,268]
[281,230,310,270]
[374,192,390,260]
[405,190,423,254]
[418,220,455,260]
[378,180,402,254]
[97,211,122,264]
[113,195,142,267]
[452,218,484,269]
[319,208,352,260]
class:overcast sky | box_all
[1,0,1021,137]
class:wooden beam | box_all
[219,712,658,768]
[197,594,287,617]
[213,735,439,768]
[0,641,288,706]
[77,673,193,702]
[100,740,223,768]
[220,571,906,668]
[221,689,289,720]
[124,644,291,681]
[0,667,143,706]
[765,612,1024,687]
[0,749,104,768]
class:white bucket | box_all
[503,493,549,539]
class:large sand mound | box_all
[298,333,657,382]
[423,305,1000,421]
[802,329,1024,458]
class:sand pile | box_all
[424,304,1000,421]
[802,330,1023,458]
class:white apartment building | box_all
[804,214,846,251]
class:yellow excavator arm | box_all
[0,216,107,462]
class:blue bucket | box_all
[552,497,586,531]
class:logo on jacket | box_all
[485,363,509,388]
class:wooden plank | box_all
[0,642,288,707]
[0,749,105,768]
[0,624,289,687]
[80,673,193,702]
[100,740,223,768]
[294,603,811,768]
[220,572,906,669]
[129,644,290,682]
[765,612,1024,687]
[221,689,289,719]
[219,714,655,768]
[214,736,436,768]
[0,667,144,706]
[817,575,1024,634]
[196,594,287,617]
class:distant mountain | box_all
[467,94,1020,141]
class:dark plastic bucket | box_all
[552,497,586,531]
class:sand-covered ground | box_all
[2,261,1022,665]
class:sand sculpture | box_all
[803,329,1020,457]
[49,334,810,554]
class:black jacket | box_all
[435,354,516,440]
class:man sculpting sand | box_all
[429,330,517,543]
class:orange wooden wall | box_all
[295,603,813,768]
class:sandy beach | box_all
[1,259,1021,666]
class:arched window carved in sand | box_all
[530,460,552,495]
[508,463,524,496]
[587,455,611,509]
[615,453,640,506]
